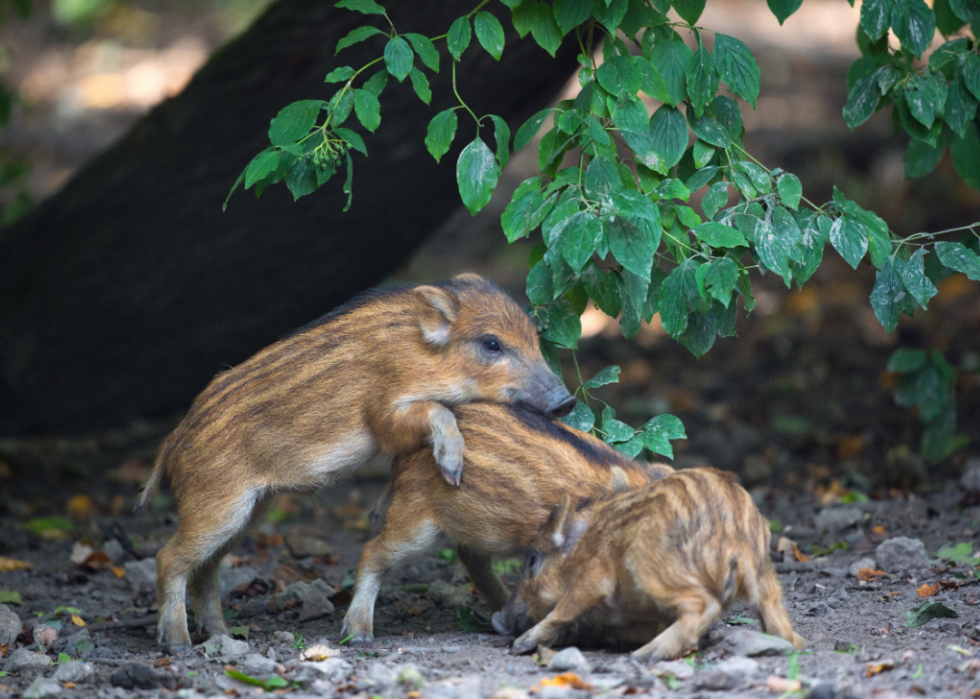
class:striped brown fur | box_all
[498,468,806,660]
[341,402,673,646]
[137,274,574,654]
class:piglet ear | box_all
[452,272,484,284]
[413,286,460,347]
[548,493,576,552]
[609,466,631,492]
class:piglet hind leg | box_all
[342,517,441,647]
[457,547,511,612]
[632,593,721,663]
[757,564,807,649]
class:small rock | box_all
[546,646,590,672]
[961,458,980,493]
[875,537,930,572]
[268,579,334,621]
[23,678,62,699]
[295,657,351,682]
[653,659,694,680]
[814,506,863,532]
[0,604,21,645]
[103,538,126,564]
[110,663,176,690]
[939,619,961,634]
[218,565,259,600]
[439,644,461,653]
[237,598,269,619]
[849,557,877,577]
[491,690,529,699]
[806,683,837,699]
[206,634,249,659]
[715,656,759,677]
[695,669,740,691]
[272,630,296,644]
[725,629,795,657]
[54,660,96,683]
[285,526,333,558]
[425,580,471,609]
[124,558,158,593]
[240,653,277,676]
[426,675,481,699]
[398,666,425,690]
[365,662,398,688]
[537,687,573,699]
[2,648,53,673]
[32,624,57,648]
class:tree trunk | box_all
[0,0,578,435]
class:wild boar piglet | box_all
[493,467,806,660]
[341,401,673,647]
[136,274,574,654]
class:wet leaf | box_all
[904,601,958,627]
[584,365,621,389]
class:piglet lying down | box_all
[493,467,807,661]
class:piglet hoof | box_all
[347,634,374,648]
[510,634,538,655]
[433,429,464,487]
[168,642,193,657]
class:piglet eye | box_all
[482,337,502,353]
[527,551,542,576]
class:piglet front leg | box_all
[372,400,465,487]
[511,572,613,654]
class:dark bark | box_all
[0,0,578,435]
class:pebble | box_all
[695,657,758,690]
[425,580,472,608]
[875,537,930,572]
[425,675,481,699]
[239,653,277,676]
[491,689,529,699]
[2,648,53,673]
[546,646,590,672]
[0,604,21,645]
[205,634,249,659]
[124,559,158,594]
[217,565,259,600]
[537,686,573,699]
[110,663,176,690]
[439,644,461,653]
[813,506,863,531]
[53,628,93,655]
[653,659,694,680]
[398,666,425,690]
[849,557,878,577]
[961,458,980,493]
[272,630,295,644]
[284,526,333,558]
[724,629,795,656]
[23,678,62,699]
[102,538,126,564]
[267,579,334,622]
[365,661,398,688]
[295,657,351,682]
[54,660,96,683]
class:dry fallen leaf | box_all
[71,614,86,627]
[0,557,32,572]
[152,657,173,668]
[300,643,340,661]
[776,537,809,563]
[0,642,8,659]
[871,524,889,536]
[65,494,95,522]
[111,566,126,578]
[866,659,895,677]
[767,676,802,694]
[857,567,886,581]
[837,436,865,460]
[63,683,76,689]
[918,582,940,598]
[538,673,593,691]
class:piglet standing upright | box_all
[494,467,806,660]
[135,273,574,654]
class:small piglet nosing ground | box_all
[493,467,807,661]
[341,401,673,647]
[134,274,574,654]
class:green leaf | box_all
[591,0,629,34]
[756,207,803,286]
[685,38,718,118]
[588,116,611,146]
[541,300,582,349]
[335,0,386,16]
[607,216,655,278]
[488,115,511,170]
[648,104,688,174]
[503,180,552,242]
[584,365,621,388]
[702,182,729,220]
[891,0,936,57]
[870,254,915,332]
[597,55,643,98]
[648,30,693,106]
[672,0,706,24]
[702,257,739,307]
[384,36,413,81]
[362,69,388,98]
[905,601,958,628]
[693,140,715,168]
[582,266,624,318]
[641,414,687,458]
[829,216,869,269]
[654,178,690,201]
[714,33,761,108]
[408,67,431,104]
[353,89,381,132]
[515,107,552,152]
[965,54,980,101]
[560,400,595,432]
[692,222,747,248]
[610,190,660,222]
[285,158,318,201]
[334,127,367,156]
[687,111,730,148]
[659,259,699,336]
[935,241,980,280]
[511,0,538,37]
[425,109,458,163]
[457,137,500,215]
[733,161,770,193]
[404,33,439,73]
[558,212,603,273]
[447,17,472,61]
[896,248,938,308]
[245,150,280,189]
[325,66,355,83]
[531,4,563,57]
[602,415,635,444]
[0,590,22,605]
[936,541,979,564]
[768,0,803,24]
[585,155,623,205]
[944,74,977,138]
[904,71,947,128]
[776,173,802,210]
[949,0,980,21]
[950,120,980,189]
[553,0,592,34]
[474,11,505,60]
[335,26,386,54]
[861,0,894,40]
[888,348,928,373]
[635,56,669,103]
[269,100,322,146]
[527,260,555,304]
[904,137,945,178]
